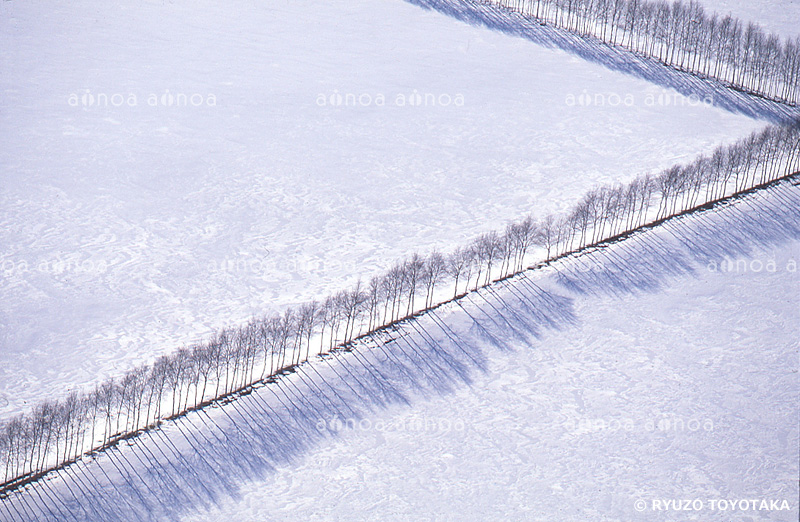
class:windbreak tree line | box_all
[1,121,799,494]
[488,0,800,104]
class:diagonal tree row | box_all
[1,120,799,497]
[487,0,800,104]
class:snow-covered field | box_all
[3,176,797,522]
[696,0,800,38]
[0,0,772,419]
[180,182,800,522]
[2,0,798,520]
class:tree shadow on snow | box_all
[555,182,800,296]
[0,284,576,522]
[405,0,799,123]
[4,185,798,522]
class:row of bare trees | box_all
[490,0,800,104]
[2,121,798,493]
[544,123,800,257]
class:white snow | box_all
[2,0,797,519]
[3,177,797,522]
[0,0,771,419]
[696,0,800,39]
[178,182,799,522]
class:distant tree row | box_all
[489,0,800,104]
[1,121,798,493]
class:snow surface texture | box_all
[3,178,797,522]
[0,0,786,420]
[408,0,800,116]
[695,0,800,39]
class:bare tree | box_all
[97,380,116,446]
[0,423,9,484]
[404,254,426,315]
[421,251,447,307]
[193,344,214,406]
[365,276,385,331]
[446,247,469,298]
[340,282,367,343]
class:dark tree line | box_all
[1,121,798,492]
[491,0,800,104]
